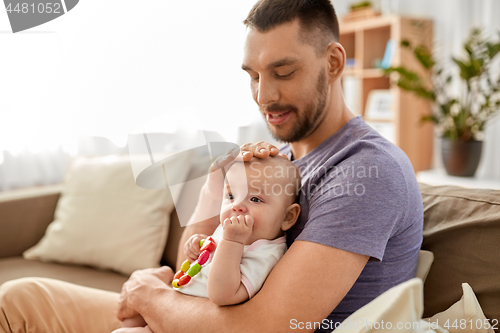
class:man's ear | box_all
[281,203,301,231]
[326,42,346,84]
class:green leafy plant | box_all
[385,27,500,141]
[350,1,372,11]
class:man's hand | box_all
[239,141,281,161]
[221,215,254,244]
[209,141,283,187]
[184,233,208,261]
[117,266,174,321]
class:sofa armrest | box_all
[0,185,62,259]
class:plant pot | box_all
[441,137,483,177]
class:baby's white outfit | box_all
[176,225,287,299]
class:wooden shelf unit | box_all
[340,15,434,172]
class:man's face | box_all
[242,19,329,143]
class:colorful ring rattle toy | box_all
[172,236,216,288]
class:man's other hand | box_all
[117,266,174,321]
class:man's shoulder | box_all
[304,137,410,181]
[281,118,416,190]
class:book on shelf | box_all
[380,39,396,69]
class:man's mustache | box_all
[260,104,298,113]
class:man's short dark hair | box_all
[243,0,339,56]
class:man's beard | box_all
[262,69,328,143]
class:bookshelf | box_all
[340,15,434,172]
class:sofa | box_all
[0,184,184,293]
[0,159,499,331]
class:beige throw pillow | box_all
[332,277,493,333]
[24,154,191,275]
[333,278,448,333]
[427,283,495,333]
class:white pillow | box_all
[333,278,448,333]
[24,154,191,275]
[427,283,494,333]
[333,277,493,333]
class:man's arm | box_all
[130,240,369,333]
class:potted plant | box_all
[385,27,500,177]
[342,1,379,23]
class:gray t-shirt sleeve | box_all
[296,151,408,261]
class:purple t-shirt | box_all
[281,115,423,331]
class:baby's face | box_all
[219,160,295,245]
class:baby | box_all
[120,155,301,330]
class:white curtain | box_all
[0,1,258,191]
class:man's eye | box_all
[276,71,294,79]
[252,76,260,82]
[250,197,262,203]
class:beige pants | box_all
[0,277,122,333]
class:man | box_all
[0,0,423,332]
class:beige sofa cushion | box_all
[419,183,500,324]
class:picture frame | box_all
[364,89,394,120]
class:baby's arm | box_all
[207,215,254,306]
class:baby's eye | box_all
[227,194,234,200]
[250,197,262,203]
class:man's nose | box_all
[256,77,279,106]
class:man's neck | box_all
[290,94,356,160]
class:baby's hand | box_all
[184,234,208,261]
[221,215,254,244]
